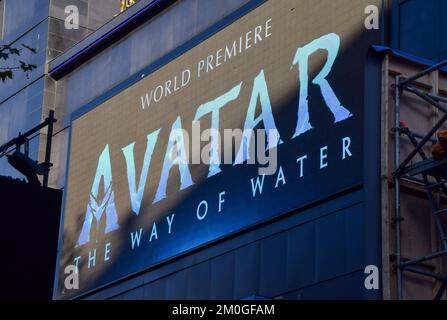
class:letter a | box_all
[292,33,352,138]
[77,145,119,246]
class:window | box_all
[0,0,4,40]
[393,0,447,61]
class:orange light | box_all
[119,0,138,13]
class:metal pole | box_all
[399,249,447,268]
[0,119,51,154]
[403,130,447,251]
[394,76,402,300]
[395,112,447,176]
[425,92,447,105]
[435,281,447,300]
[43,110,55,188]
[399,59,447,87]
[403,85,447,113]
[404,266,446,281]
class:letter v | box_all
[122,129,161,215]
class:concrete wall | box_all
[0,0,120,182]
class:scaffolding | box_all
[393,58,447,300]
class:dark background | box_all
[0,177,62,299]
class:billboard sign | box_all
[55,0,381,298]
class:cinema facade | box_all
[47,0,385,300]
[2,0,446,300]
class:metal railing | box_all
[0,110,56,187]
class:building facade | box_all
[0,0,121,182]
[0,0,446,300]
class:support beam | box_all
[398,59,447,87]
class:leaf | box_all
[0,70,13,82]
[8,47,20,56]
[18,61,37,73]
[0,43,37,82]
[21,44,37,54]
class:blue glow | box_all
[194,82,242,177]
[122,129,161,215]
[292,33,353,138]
[153,117,194,203]
[234,69,282,165]
[77,145,120,246]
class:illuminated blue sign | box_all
[55,1,380,299]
